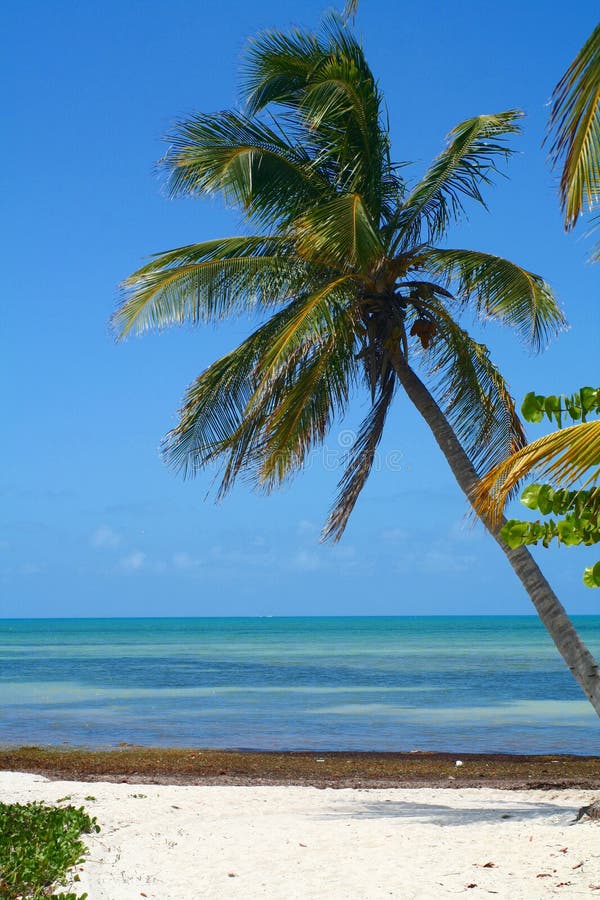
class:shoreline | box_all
[2,746,600,789]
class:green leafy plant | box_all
[521,387,600,427]
[0,801,100,900]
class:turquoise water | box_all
[1,616,599,753]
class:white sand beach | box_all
[2,772,600,898]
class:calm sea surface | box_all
[1,617,599,754]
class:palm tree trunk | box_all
[391,353,600,715]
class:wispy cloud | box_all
[393,543,476,575]
[381,527,410,544]
[292,550,323,572]
[172,551,202,571]
[296,519,319,536]
[119,550,146,572]
[91,525,121,549]
[209,544,276,569]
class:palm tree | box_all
[115,16,600,713]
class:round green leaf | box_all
[537,484,555,516]
[583,561,600,588]
[544,395,561,419]
[556,520,582,546]
[521,483,542,510]
[501,520,530,549]
[579,386,599,413]
[521,392,544,423]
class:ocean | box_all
[2,616,599,754]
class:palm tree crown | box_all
[115,15,565,540]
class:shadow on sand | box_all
[322,799,576,826]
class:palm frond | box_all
[243,27,325,114]
[424,248,566,351]
[548,23,600,229]
[256,310,358,489]
[243,15,390,216]
[114,236,307,337]
[409,300,526,475]
[474,420,600,525]
[293,193,384,270]
[162,279,358,493]
[254,275,357,375]
[343,0,359,20]
[322,369,396,542]
[393,111,523,249]
[162,111,332,227]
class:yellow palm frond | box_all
[474,420,600,525]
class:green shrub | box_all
[0,801,99,899]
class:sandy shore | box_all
[2,772,600,898]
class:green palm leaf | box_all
[293,193,384,270]
[162,279,358,493]
[424,248,566,351]
[323,370,396,541]
[255,275,357,374]
[244,14,390,216]
[255,315,358,489]
[393,112,522,249]
[163,111,332,227]
[548,23,600,230]
[343,0,359,19]
[243,27,325,114]
[410,300,526,475]
[114,236,307,337]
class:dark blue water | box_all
[1,617,599,753]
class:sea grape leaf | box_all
[521,484,542,510]
[565,397,582,421]
[501,520,530,549]
[556,520,581,546]
[537,484,555,516]
[583,561,600,588]
[521,392,545,423]
[579,386,599,414]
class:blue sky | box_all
[3,0,600,617]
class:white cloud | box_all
[421,548,476,574]
[297,519,318,536]
[120,550,146,572]
[393,544,476,575]
[292,550,323,572]
[91,525,121,549]
[209,544,276,568]
[172,551,202,571]
[381,527,410,544]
